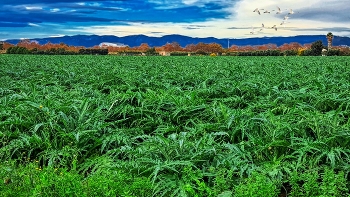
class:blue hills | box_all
[5,34,350,48]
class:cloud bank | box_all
[0,0,349,40]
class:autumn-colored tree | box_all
[162,42,183,52]
[2,42,15,50]
[265,43,278,50]
[195,42,207,52]
[239,45,255,52]
[279,43,290,51]
[227,45,239,52]
[303,43,312,49]
[289,42,302,50]
[137,43,150,52]
[278,42,302,51]
[184,44,196,52]
[207,43,224,53]
[256,45,268,51]
[17,39,41,50]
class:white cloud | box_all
[28,23,40,27]
[50,8,60,12]
[49,34,65,38]
[25,6,43,10]
[182,0,198,5]
[2,0,350,39]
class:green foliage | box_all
[195,50,209,55]
[0,55,350,196]
[327,32,334,38]
[6,46,78,55]
[283,50,298,56]
[0,161,85,197]
[170,52,189,56]
[0,160,153,197]
[309,40,326,56]
[237,50,282,56]
[78,48,108,55]
[234,171,278,197]
[119,51,143,56]
[84,169,153,197]
[6,46,30,54]
[327,49,340,56]
[145,47,157,56]
[289,168,349,197]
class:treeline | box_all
[2,39,350,56]
[225,49,343,56]
[6,46,108,55]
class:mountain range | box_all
[5,34,350,48]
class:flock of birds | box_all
[250,6,297,34]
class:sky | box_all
[1,0,350,40]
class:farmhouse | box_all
[159,51,170,56]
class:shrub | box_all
[284,50,298,56]
[195,50,208,55]
[289,168,349,197]
[146,47,158,56]
[170,52,188,56]
[6,46,30,54]
[78,48,108,55]
[327,49,340,56]
[234,172,278,197]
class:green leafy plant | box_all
[234,171,278,197]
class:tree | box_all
[0,42,3,50]
[138,43,150,52]
[309,40,325,56]
[184,44,196,52]
[227,45,239,52]
[207,43,223,54]
[146,47,157,56]
[162,42,183,52]
[326,32,334,49]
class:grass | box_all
[0,55,350,196]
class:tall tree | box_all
[310,40,325,56]
[326,32,334,49]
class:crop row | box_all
[1,55,349,196]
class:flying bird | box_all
[253,8,261,15]
[276,6,282,14]
[263,10,270,14]
[276,21,287,27]
[288,9,294,15]
[250,26,256,34]
[271,25,277,31]
[283,15,289,20]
